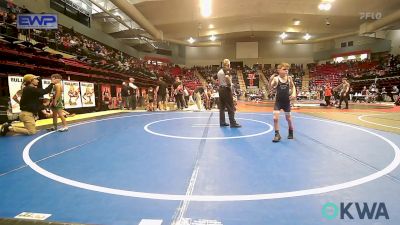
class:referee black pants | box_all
[339,93,349,108]
[175,94,184,109]
[218,87,236,124]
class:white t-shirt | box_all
[129,82,137,90]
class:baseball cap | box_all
[23,74,40,83]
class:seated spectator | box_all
[5,13,16,24]
[391,85,399,102]
[39,98,76,120]
[0,10,6,22]
[38,98,53,119]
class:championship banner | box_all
[80,82,95,107]
[63,81,82,109]
[8,76,24,113]
[41,79,52,99]
[101,84,112,109]
[248,73,256,87]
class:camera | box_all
[325,18,330,26]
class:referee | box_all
[217,59,241,128]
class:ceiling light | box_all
[187,37,195,44]
[293,19,301,26]
[279,32,288,39]
[209,35,216,41]
[303,33,311,40]
[200,0,212,17]
[318,2,332,11]
[208,24,214,29]
[324,3,332,10]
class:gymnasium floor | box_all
[1,102,400,225]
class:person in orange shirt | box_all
[324,83,333,106]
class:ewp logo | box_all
[322,202,389,220]
[17,14,58,30]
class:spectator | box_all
[391,85,399,102]
[324,83,333,106]
[193,86,207,111]
[155,77,168,111]
[128,77,138,110]
[183,86,189,108]
[1,74,55,136]
[39,98,75,120]
[120,82,129,109]
[146,87,155,111]
[39,99,53,120]
[173,76,184,110]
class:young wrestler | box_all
[270,63,297,142]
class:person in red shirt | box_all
[324,83,333,106]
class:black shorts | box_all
[158,93,167,101]
[274,101,291,112]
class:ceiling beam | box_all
[110,0,221,46]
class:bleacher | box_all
[309,58,399,93]
[309,60,379,87]
[0,0,215,102]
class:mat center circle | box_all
[143,117,273,140]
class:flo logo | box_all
[322,202,389,220]
[360,12,382,20]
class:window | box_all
[334,57,344,63]
[360,53,368,60]
[50,0,91,27]
[347,55,356,60]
